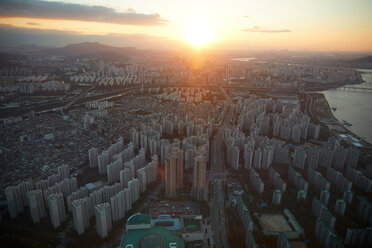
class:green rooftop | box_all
[121,227,184,248]
[186,225,197,229]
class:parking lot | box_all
[149,201,200,218]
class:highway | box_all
[0,85,141,120]
[62,84,96,112]
[210,87,234,248]
[62,85,141,112]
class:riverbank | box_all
[322,69,372,144]
[313,92,371,149]
[304,78,365,92]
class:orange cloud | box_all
[0,0,169,26]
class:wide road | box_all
[210,87,234,248]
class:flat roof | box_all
[151,214,181,231]
[258,214,293,232]
[127,213,151,225]
[181,216,202,232]
[121,227,184,248]
[85,183,95,190]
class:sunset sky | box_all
[0,0,371,52]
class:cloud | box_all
[27,22,40,26]
[0,24,181,49]
[0,0,168,26]
[242,26,291,33]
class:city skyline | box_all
[0,0,371,52]
[1,1,372,248]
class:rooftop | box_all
[121,227,184,248]
[151,214,181,231]
[127,213,151,225]
[182,217,202,232]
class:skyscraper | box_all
[244,145,254,169]
[253,148,262,169]
[225,64,229,83]
[95,203,112,238]
[294,147,307,170]
[262,146,274,170]
[110,190,126,222]
[165,146,184,198]
[119,168,132,188]
[27,189,46,223]
[123,188,132,211]
[57,164,70,181]
[128,178,140,203]
[89,147,99,168]
[18,180,33,207]
[107,159,123,183]
[231,146,240,170]
[5,185,24,218]
[72,198,90,235]
[48,193,66,229]
[192,146,208,201]
[137,168,147,193]
[130,128,139,149]
[98,151,109,175]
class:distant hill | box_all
[86,50,130,61]
[42,42,142,58]
[349,55,372,63]
[344,56,372,69]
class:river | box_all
[323,69,372,144]
[230,57,256,62]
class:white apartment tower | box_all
[165,146,184,198]
[192,146,208,201]
[27,189,46,223]
[95,203,112,238]
[48,193,66,229]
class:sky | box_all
[0,0,371,52]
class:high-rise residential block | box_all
[231,146,240,170]
[48,193,66,229]
[253,148,262,169]
[128,178,140,203]
[137,168,147,193]
[272,189,282,205]
[27,189,46,223]
[89,147,99,168]
[98,151,109,175]
[192,146,208,201]
[57,164,70,181]
[294,147,306,170]
[165,146,184,198]
[110,190,127,222]
[107,159,123,184]
[5,185,24,218]
[244,145,254,169]
[119,168,132,188]
[72,198,90,235]
[95,203,112,238]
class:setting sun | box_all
[185,19,214,46]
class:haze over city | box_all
[0,0,371,51]
[0,1,372,248]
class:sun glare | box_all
[185,19,213,47]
